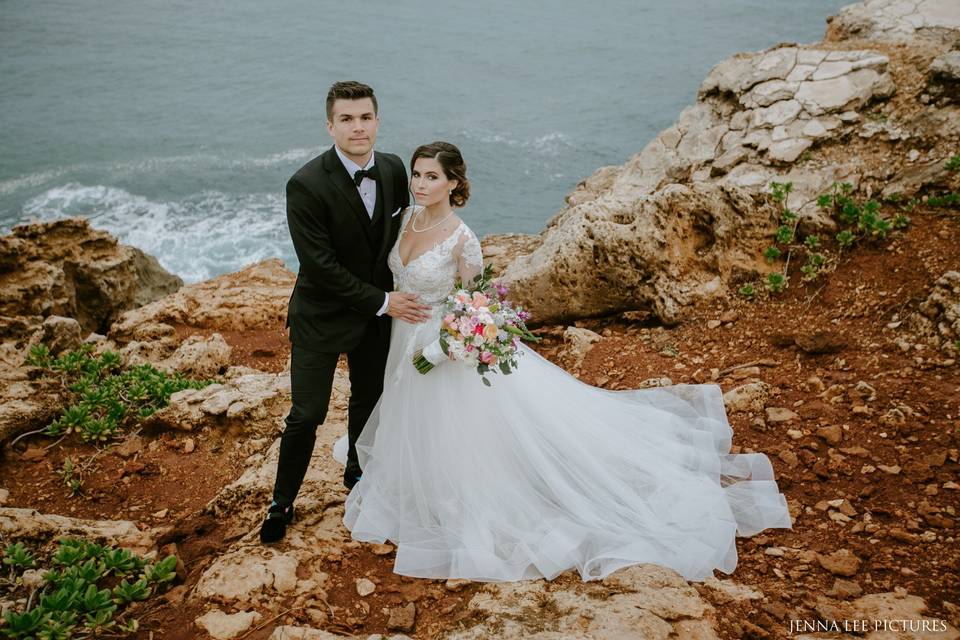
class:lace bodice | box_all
[388,208,484,306]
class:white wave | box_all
[0,167,75,196]
[106,147,323,176]
[241,147,321,168]
[107,153,223,175]
[0,146,304,198]
[22,183,293,283]
[458,130,575,157]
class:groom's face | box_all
[327,98,379,160]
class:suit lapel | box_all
[376,158,395,259]
[323,147,375,247]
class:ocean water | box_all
[1,0,850,282]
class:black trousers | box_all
[272,318,389,506]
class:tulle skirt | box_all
[334,310,792,582]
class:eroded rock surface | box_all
[142,366,292,437]
[493,1,960,325]
[0,508,154,555]
[0,218,181,340]
[907,270,960,353]
[827,0,960,44]
[447,565,718,640]
[109,258,294,339]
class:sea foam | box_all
[21,183,294,283]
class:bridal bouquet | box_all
[412,265,539,386]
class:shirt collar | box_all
[334,145,375,176]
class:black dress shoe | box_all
[259,503,295,543]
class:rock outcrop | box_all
[907,270,960,353]
[928,48,960,103]
[0,335,63,443]
[0,374,61,445]
[447,565,718,639]
[142,366,292,438]
[491,1,960,325]
[0,218,181,341]
[101,259,294,372]
[0,261,292,443]
[827,0,960,45]
[556,326,603,371]
[0,508,154,555]
[109,258,294,339]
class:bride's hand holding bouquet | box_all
[412,265,538,386]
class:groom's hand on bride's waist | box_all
[387,292,431,323]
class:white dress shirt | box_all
[334,146,390,316]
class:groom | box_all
[260,81,430,543]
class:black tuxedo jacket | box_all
[285,146,408,352]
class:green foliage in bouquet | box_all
[414,264,540,386]
[452,262,495,292]
[27,343,212,443]
[1,538,175,639]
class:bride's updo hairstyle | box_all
[410,141,470,207]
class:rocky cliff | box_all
[0,218,182,341]
[487,0,960,325]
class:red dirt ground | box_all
[2,206,957,639]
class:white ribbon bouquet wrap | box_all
[412,265,539,386]
[417,340,448,367]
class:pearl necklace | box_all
[411,207,455,233]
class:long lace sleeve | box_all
[453,226,484,287]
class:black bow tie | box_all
[353,165,379,186]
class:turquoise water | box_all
[1,0,849,281]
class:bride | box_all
[333,141,792,582]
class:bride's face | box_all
[411,157,457,208]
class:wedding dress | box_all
[333,209,791,582]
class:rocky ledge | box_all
[488,0,960,325]
[0,217,181,342]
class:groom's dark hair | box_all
[326,81,378,121]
